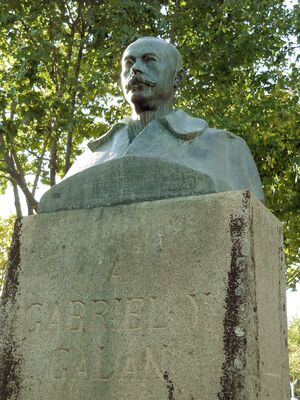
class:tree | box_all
[289,317,300,398]
[0,0,299,286]
[0,0,164,213]
[0,215,14,290]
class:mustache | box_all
[126,75,156,89]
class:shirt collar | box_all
[88,110,208,151]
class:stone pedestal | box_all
[0,191,289,399]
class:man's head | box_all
[121,37,184,116]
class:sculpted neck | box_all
[131,99,174,124]
[128,103,173,141]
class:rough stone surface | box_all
[0,191,289,399]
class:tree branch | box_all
[64,5,87,175]
[32,135,49,197]
[49,139,57,186]
[0,134,38,213]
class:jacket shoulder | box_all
[163,110,208,140]
[204,127,243,141]
[87,122,126,151]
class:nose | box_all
[131,59,143,74]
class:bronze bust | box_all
[39,37,264,213]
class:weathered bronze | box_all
[38,37,264,213]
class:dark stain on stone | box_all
[241,189,251,208]
[218,195,250,400]
[0,218,23,400]
[163,371,175,400]
[249,200,260,392]
[1,219,22,306]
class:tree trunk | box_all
[290,376,298,399]
[50,140,57,187]
[64,130,73,175]
[12,180,22,218]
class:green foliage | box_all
[0,215,15,290]
[289,317,300,396]
[0,0,299,285]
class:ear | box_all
[174,68,185,89]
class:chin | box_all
[129,93,156,113]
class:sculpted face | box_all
[121,38,183,115]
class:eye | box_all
[124,58,134,68]
[144,55,157,63]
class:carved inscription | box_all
[26,293,201,382]
[106,263,124,284]
[25,294,200,333]
[26,303,43,332]
[67,301,86,331]
[50,345,165,382]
